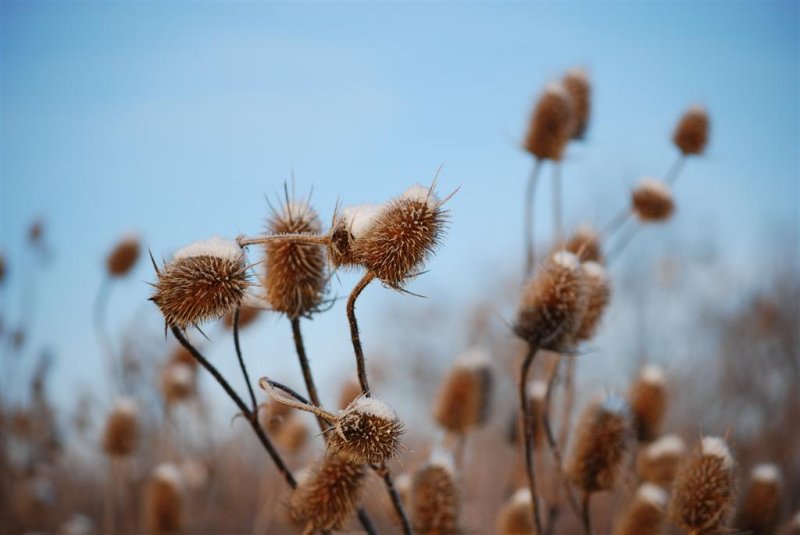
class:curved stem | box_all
[347,272,376,396]
[553,163,563,246]
[258,377,337,423]
[520,345,544,535]
[581,492,593,535]
[524,159,543,277]
[290,318,328,432]
[664,155,686,186]
[606,223,642,265]
[233,308,257,412]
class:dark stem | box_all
[520,345,544,535]
[581,492,593,535]
[664,154,686,186]
[233,308,258,412]
[347,271,376,396]
[524,159,543,277]
[377,464,414,535]
[290,317,328,432]
[171,326,297,489]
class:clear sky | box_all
[1,2,798,413]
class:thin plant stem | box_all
[233,308,258,412]
[347,271,376,396]
[290,317,328,432]
[606,223,642,265]
[553,163,563,246]
[376,463,415,535]
[520,345,544,535]
[238,234,329,247]
[664,154,686,186]
[581,492,594,535]
[524,159,543,277]
[601,207,632,241]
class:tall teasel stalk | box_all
[411,450,461,535]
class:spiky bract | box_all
[523,84,573,161]
[673,106,709,156]
[328,397,404,464]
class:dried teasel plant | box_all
[673,105,710,157]
[411,451,460,535]
[106,233,140,277]
[636,434,686,486]
[563,68,591,141]
[575,260,612,342]
[144,463,184,535]
[563,224,604,264]
[736,463,782,535]
[523,82,574,162]
[631,179,675,223]
[160,361,195,405]
[101,398,138,457]
[433,347,494,435]
[612,483,668,535]
[497,488,535,535]
[628,365,668,442]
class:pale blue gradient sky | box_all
[1,2,798,413]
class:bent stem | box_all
[347,271,376,396]
[524,159,543,277]
[520,345,544,535]
[664,155,686,186]
[290,317,328,432]
[233,308,257,412]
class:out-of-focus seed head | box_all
[632,179,674,223]
[636,434,686,486]
[145,463,184,535]
[673,106,709,156]
[575,261,611,342]
[523,83,574,161]
[289,454,367,531]
[629,365,668,442]
[102,398,139,457]
[612,483,667,535]
[563,225,604,263]
[106,233,140,277]
[263,199,327,319]
[497,488,535,535]
[275,415,309,454]
[411,451,460,535]
[150,237,250,329]
[338,378,363,410]
[515,251,589,352]
[566,394,631,493]
[160,362,195,405]
[433,347,494,434]
[258,399,294,436]
[737,463,782,535]
[563,68,591,140]
[669,436,737,534]
[222,305,261,330]
[328,396,404,464]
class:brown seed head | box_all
[222,305,260,330]
[515,251,588,352]
[412,452,460,535]
[160,362,195,405]
[669,436,737,534]
[737,463,782,535]
[566,394,631,493]
[632,179,674,223]
[169,345,197,369]
[523,83,573,161]
[575,261,611,342]
[106,234,140,277]
[290,454,367,531]
[145,464,184,535]
[433,348,494,434]
[263,200,327,318]
[328,204,383,271]
[275,415,309,454]
[673,106,709,156]
[102,398,139,457]
[497,488,535,535]
[629,365,667,442]
[328,396,404,464]
[338,378,363,410]
[150,237,250,329]
[563,68,591,140]
[563,224,604,263]
[258,399,294,435]
[613,483,668,535]
[636,434,686,486]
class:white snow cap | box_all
[173,236,242,262]
[752,463,781,483]
[552,250,580,270]
[544,81,568,98]
[528,380,548,401]
[428,448,455,475]
[566,67,589,81]
[636,179,672,199]
[400,184,439,209]
[600,393,629,416]
[456,347,491,370]
[686,104,707,116]
[636,483,668,507]
[701,436,734,469]
[646,434,686,459]
[154,463,183,488]
[341,204,385,239]
[118,231,140,244]
[113,397,138,416]
[640,365,667,385]
[347,397,397,421]
[394,473,412,493]
[582,261,607,280]
[512,487,533,505]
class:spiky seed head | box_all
[338,378,363,410]
[263,200,327,318]
[102,398,139,457]
[289,454,367,531]
[636,434,686,486]
[669,436,736,534]
[258,399,294,435]
[515,251,589,352]
[523,83,574,161]
[351,185,448,289]
[632,179,674,223]
[328,397,404,464]
[563,68,591,140]
[106,233,140,277]
[575,261,611,342]
[222,305,260,330]
[275,415,309,454]
[563,224,604,263]
[497,488,535,535]
[566,394,631,493]
[160,362,195,404]
[411,453,460,535]
[673,105,709,156]
[145,463,184,535]
[613,483,667,535]
[328,203,384,270]
[737,463,782,535]
[150,237,250,329]
[433,347,494,433]
[629,365,667,442]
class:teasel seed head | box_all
[636,434,686,486]
[102,398,139,457]
[150,236,250,329]
[515,251,589,352]
[523,83,573,161]
[222,305,260,330]
[433,347,494,434]
[328,396,405,465]
[673,105,709,156]
[563,224,604,263]
[106,233,140,277]
[575,261,611,342]
[632,179,675,223]
[669,436,737,534]
[258,400,294,435]
[145,463,184,535]
[275,415,309,454]
[289,454,367,531]
[160,362,195,405]
[497,488,535,535]
[328,203,385,270]
[263,198,327,319]
[613,483,668,535]
[563,68,591,140]
[412,451,460,535]
[338,378,363,410]
[629,365,668,442]
[566,394,632,493]
[736,463,782,535]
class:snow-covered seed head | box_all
[612,483,667,535]
[160,362,195,405]
[102,398,139,457]
[263,198,327,319]
[632,179,674,223]
[411,452,460,535]
[433,348,494,434]
[106,233,140,277]
[636,434,686,486]
[145,463,184,535]
[563,68,591,140]
[351,184,449,289]
[523,82,574,161]
[669,436,736,534]
[673,105,709,156]
[566,394,631,493]
[515,251,589,352]
[575,261,611,342]
[736,463,782,535]
[563,224,604,263]
[150,237,250,329]
[328,204,383,270]
[628,365,668,442]
[289,454,367,531]
[328,397,405,465]
[496,488,534,535]
[222,305,260,330]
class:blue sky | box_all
[1,2,798,413]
